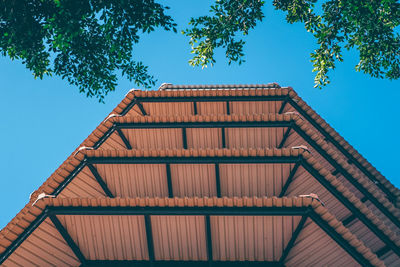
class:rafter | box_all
[193,101,198,115]
[182,128,188,149]
[116,128,132,150]
[87,163,114,198]
[49,215,86,265]
[278,97,289,114]
[221,128,226,148]
[205,215,213,266]
[144,215,155,266]
[136,101,147,116]
[166,164,173,198]
[279,214,308,264]
[215,164,221,197]
[278,126,292,148]
[279,161,301,197]
[226,101,230,115]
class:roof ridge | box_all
[158,83,281,90]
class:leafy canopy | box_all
[1,0,399,101]
[0,0,176,101]
[184,0,400,88]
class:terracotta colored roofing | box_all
[2,84,399,266]
[53,113,400,224]
[0,197,385,267]
[23,86,398,208]
[115,85,399,204]
[7,146,397,251]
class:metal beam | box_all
[342,214,356,226]
[376,246,391,258]
[116,121,292,129]
[193,101,198,115]
[116,128,132,150]
[221,128,226,148]
[93,125,116,149]
[278,126,292,148]
[136,101,147,116]
[144,215,155,265]
[309,211,374,267]
[301,160,400,256]
[87,163,114,198]
[0,210,48,265]
[279,214,308,264]
[331,169,339,176]
[134,96,287,103]
[84,260,284,266]
[166,164,173,198]
[182,128,188,149]
[87,156,301,165]
[48,206,308,216]
[52,160,87,196]
[215,164,221,197]
[49,215,86,265]
[278,97,289,114]
[205,215,213,266]
[279,161,301,197]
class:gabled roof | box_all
[0,197,385,267]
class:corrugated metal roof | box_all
[1,84,400,266]
[0,197,386,267]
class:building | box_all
[0,84,399,266]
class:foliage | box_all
[1,1,399,100]
[185,0,400,88]
[0,0,176,101]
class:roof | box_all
[2,146,399,260]
[26,112,400,235]
[123,85,400,204]
[0,197,385,267]
[1,84,399,266]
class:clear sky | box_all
[0,1,399,229]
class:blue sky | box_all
[0,1,399,229]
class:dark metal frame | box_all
[84,260,284,266]
[119,95,395,204]
[48,152,400,258]
[91,119,400,230]
[87,163,114,198]
[49,215,86,264]
[116,128,132,150]
[0,205,374,267]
